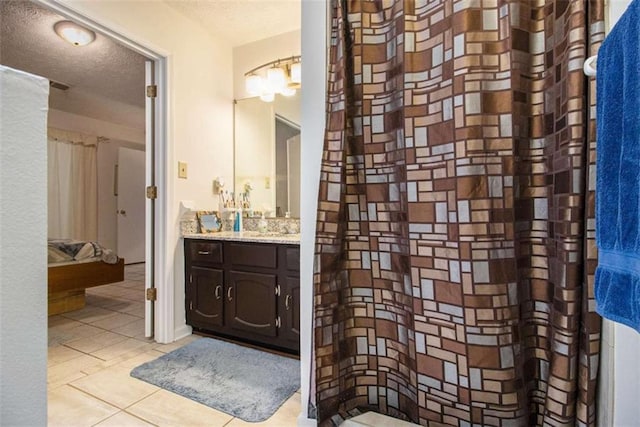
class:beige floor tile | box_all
[49,315,82,329]
[48,370,87,391]
[120,302,146,317]
[90,312,140,330]
[94,411,155,427]
[153,334,201,354]
[48,345,85,366]
[48,353,105,386]
[65,330,129,354]
[127,389,233,427]
[118,289,145,300]
[63,306,118,324]
[119,280,144,289]
[102,299,137,312]
[48,385,119,427]
[89,286,131,298]
[49,323,107,347]
[91,337,155,361]
[115,349,166,369]
[71,365,159,409]
[224,392,301,427]
[111,318,147,339]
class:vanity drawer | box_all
[285,247,300,272]
[227,242,277,269]
[188,241,223,265]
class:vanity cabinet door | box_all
[280,276,300,346]
[226,270,277,338]
[186,266,224,329]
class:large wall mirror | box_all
[234,92,300,218]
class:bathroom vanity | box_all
[183,232,300,353]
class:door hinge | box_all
[146,186,157,199]
[146,288,157,301]
[275,284,281,296]
[276,316,281,328]
[146,84,157,98]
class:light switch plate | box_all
[178,161,188,179]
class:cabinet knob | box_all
[285,295,292,310]
[215,285,222,300]
[227,287,233,301]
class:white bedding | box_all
[47,239,119,265]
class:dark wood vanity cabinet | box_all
[184,239,300,353]
[187,266,224,329]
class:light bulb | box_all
[54,21,95,46]
[267,66,286,93]
[260,91,275,102]
[281,87,296,97]
[245,74,262,96]
[290,62,301,84]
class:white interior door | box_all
[287,134,301,218]
[117,146,146,264]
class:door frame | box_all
[36,0,173,343]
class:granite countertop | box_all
[183,231,300,245]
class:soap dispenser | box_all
[258,213,268,234]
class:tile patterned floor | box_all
[48,263,301,426]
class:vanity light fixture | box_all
[289,61,301,87]
[244,55,301,102]
[54,20,96,46]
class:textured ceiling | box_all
[0,0,300,130]
[0,1,147,128]
[164,0,301,46]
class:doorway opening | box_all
[0,0,169,342]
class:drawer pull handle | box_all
[215,285,222,300]
[197,251,210,255]
[227,287,233,302]
[285,295,292,310]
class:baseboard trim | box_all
[297,414,316,426]
[173,324,192,342]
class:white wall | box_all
[57,0,235,340]
[299,1,327,423]
[0,66,49,426]
[233,30,301,100]
[49,108,144,145]
[49,108,145,251]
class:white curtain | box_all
[47,128,98,241]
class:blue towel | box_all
[595,0,640,332]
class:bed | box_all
[48,239,125,316]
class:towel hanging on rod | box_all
[584,55,598,76]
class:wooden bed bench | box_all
[48,258,125,316]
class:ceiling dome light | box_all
[54,20,96,46]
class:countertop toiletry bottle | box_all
[258,213,268,234]
[234,208,243,232]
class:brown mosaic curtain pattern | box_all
[314,0,604,426]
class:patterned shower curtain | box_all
[314,0,604,426]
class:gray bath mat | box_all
[130,337,300,422]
